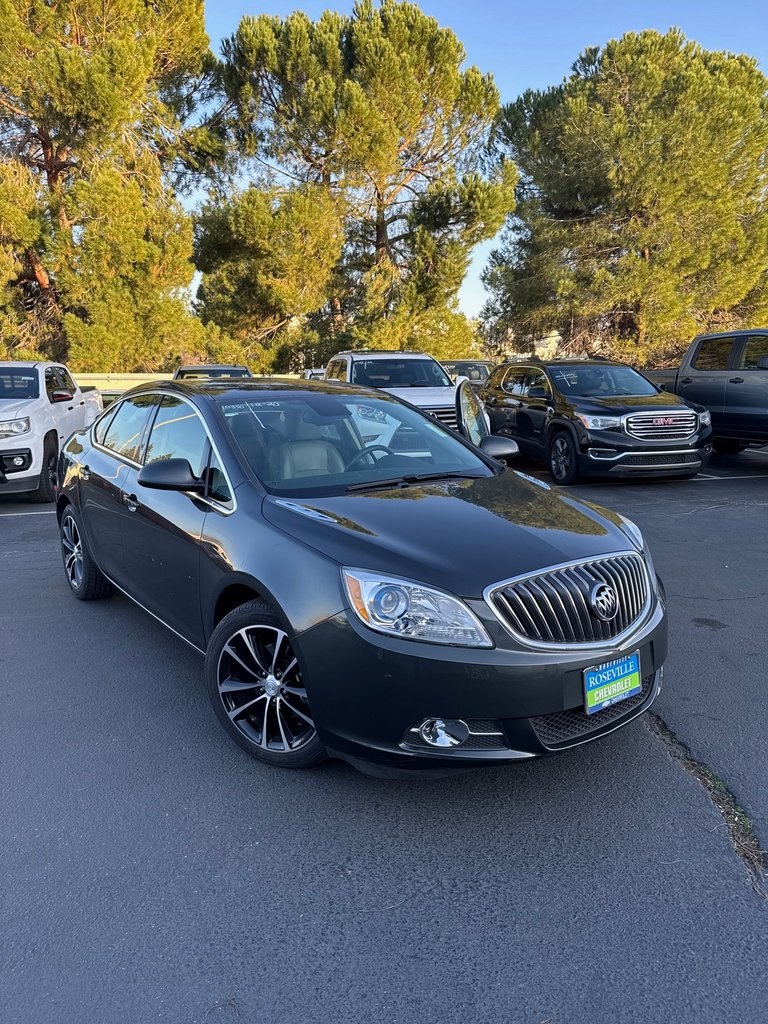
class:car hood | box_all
[382,385,456,407]
[262,471,634,598]
[574,392,704,414]
[0,397,37,417]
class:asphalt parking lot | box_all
[2,448,767,1024]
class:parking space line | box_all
[692,474,768,481]
[0,510,57,517]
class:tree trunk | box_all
[25,249,51,291]
[375,198,389,265]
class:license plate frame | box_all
[583,651,642,716]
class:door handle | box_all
[81,464,91,481]
[728,377,744,383]
[122,492,140,512]
[680,377,693,384]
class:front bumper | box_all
[576,428,712,477]
[0,446,39,494]
[295,592,667,775]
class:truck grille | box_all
[619,452,700,468]
[529,673,654,748]
[625,412,697,440]
[428,406,458,430]
[487,553,650,646]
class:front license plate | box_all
[583,651,642,716]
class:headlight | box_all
[575,413,622,430]
[699,410,712,427]
[0,417,30,436]
[342,569,493,648]
[617,515,658,591]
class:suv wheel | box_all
[205,599,326,768]
[548,432,580,484]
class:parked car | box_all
[324,350,461,428]
[56,377,667,777]
[0,361,102,502]
[302,368,326,380]
[443,359,496,390]
[173,364,252,380]
[645,330,768,453]
[478,358,712,484]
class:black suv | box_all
[478,358,713,484]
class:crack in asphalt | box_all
[646,712,767,901]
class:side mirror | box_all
[52,389,73,403]
[527,386,551,400]
[479,435,519,461]
[137,458,205,492]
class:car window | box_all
[206,449,234,507]
[44,367,57,402]
[0,367,39,399]
[93,405,118,445]
[144,396,209,478]
[101,395,157,462]
[692,338,734,370]
[57,367,77,393]
[486,366,506,389]
[549,364,657,397]
[737,336,768,370]
[501,367,527,396]
[326,360,345,381]
[218,392,491,496]
[523,369,550,395]
[350,358,451,388]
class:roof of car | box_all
[329,350,433,360]
[122,377,395,401]
[175,364,250,371]
[501,357,629,368]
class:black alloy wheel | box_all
[28,438,57,503]
[548,432,580,485]
[206,600,325,768]
[60,506,114,600]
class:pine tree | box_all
[483,29,768,364]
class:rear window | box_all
[692,338,734,371]
[738,336,768,370]
[0,367,39,400]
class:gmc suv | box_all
[478,358,712,484]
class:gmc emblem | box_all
[653,417,676,425]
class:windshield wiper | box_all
[345,471,484,493]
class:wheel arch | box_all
[545,418,580,450]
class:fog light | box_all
[12,457,24,467]
[418,718,470,748]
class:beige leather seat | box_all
[277,439,345,480]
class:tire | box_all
[548,431,580,484]
[713,439,745,454]
[205,599,326,769]
[27,437,57,503]
[60,505,114,601]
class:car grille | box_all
[625,412,697,440]
[402,719,507,751]
[488,553,650,646]
[618,452,700,468]
[529,673,654,748]
[428,406,458,430]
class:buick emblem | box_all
[589,583,619,621]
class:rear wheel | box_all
[27,437,57,503]
[548,432,580,484]
[205,599,326,768]
[60,505,114,600]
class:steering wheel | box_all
[345,445,396,469]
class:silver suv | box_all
[324,350,459,428]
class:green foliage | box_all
[484,29,768,364]
[0,0,213,368]
[198,0,513,369]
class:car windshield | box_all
[444,362,492,382]
[218,392,492,497]
[350,358,452,388]
[0,367,39,399]
[178,368,250,379]
[549,364,658,397]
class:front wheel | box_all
[60,505,114,600]
[548,432,580,484]
[27,437,57,503]
[205,600,326,768]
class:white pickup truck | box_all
[0,362,102,502]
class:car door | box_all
[486,366,527,437]
[118,394,211,647]
[43,366,79,449]
[725,335,768,438]
[516,368,553,455]
[80,394,158,585]
[678,337,733,430]
[56,366,91,432]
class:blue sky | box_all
[204,1,768,316]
